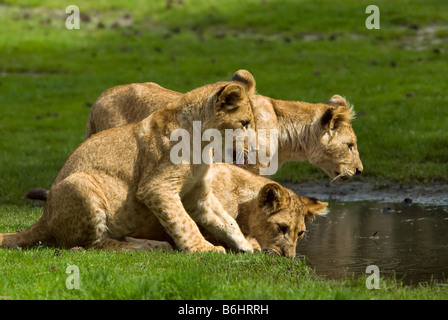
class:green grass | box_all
[1,0,448,300]
[1,206,447,300]
[1,244,447,300]
[1,0,448,201]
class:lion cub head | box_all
[173,70,256,165]
[247,183,328,258]
[309,95,363,181]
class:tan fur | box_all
[23,164,328,257]
[86,70,363,179]
[274,94,362,180]
[1,79,259,253]
[132,164,328,258]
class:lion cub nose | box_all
[355,168,362,175]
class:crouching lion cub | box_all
[1,79,258,253]
[26,164,328,258]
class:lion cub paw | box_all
[246,237,261,252]
[124,237,173,251]
[185,242,226,254]
[237,239,255,253]
[210,245,226,253]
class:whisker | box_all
[331,171,350,183]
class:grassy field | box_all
[1,248,447,301]
[1,0,448,300]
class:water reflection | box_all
[297,201,448,286]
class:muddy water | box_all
[297,201,448,286]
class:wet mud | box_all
[284,180,448,206]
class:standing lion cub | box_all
[1,79,258,253]
[86,70,363,180]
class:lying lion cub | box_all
[132,164,328,258]
[25,164,328,257]
[1,80,258,253]
[86,70,363,180]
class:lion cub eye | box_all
[347,143,354,151]
[277,224,289,235]
[298,230,305,237]
[240,120,250,129]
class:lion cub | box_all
[132,164,328,258]
[1,80,257,253]
[86,70,363,180]
[25,165,328,257]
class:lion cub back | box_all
[86,82,181,138]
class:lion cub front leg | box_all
[185,193,254,253]
[180,171,253,253]
[137,186,225,253]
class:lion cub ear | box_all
[322,95,355,130]
[300,196,328,223]
[321,105,352,131]
[216,84,249,111]
[230,70,256,95]
[326,94,348,107]
[258,183,287,216]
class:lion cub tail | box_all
[0,219,50,249]
[24,188,49,201]
[0,188,52,248]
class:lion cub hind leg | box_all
[124,237,173,251]
[46,172,111,249]
[94,237,172,251]
[48,173,167,252]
